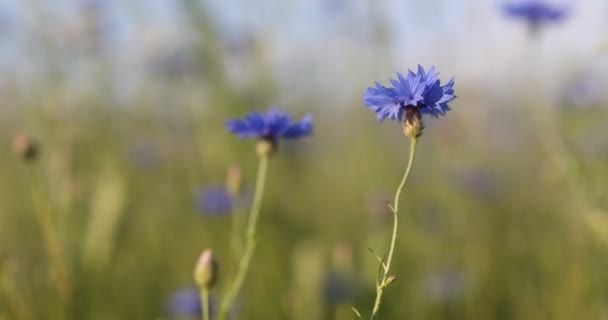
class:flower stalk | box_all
[370,137,418,320]
[218,151,270,320]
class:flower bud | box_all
[403,108,424,139]
[226,165,242,195]
[13,132,39,161]
[383,275,397,288]
[256,139,275,158]
[193,249,218,289]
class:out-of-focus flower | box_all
[368,192,392,226]
[324,272,354,305]
[503,0,569,31]
[423,270,467,303]
[195,186,234,216]
[226,108,313,156]
[324,242,357,305]
[226,166,243,196]
[563,73,602,108]
[167,287,202,318]
[13,132,39,161]
[452,168,499,201]
[363,65,456,121]
[167,288,220,319]
[562,60,608,108]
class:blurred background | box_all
[1,0,608,319]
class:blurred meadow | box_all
[1,0,608,319]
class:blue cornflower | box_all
[364,65,456,121]
[168,288,202,317]
[503,1,568,31]
[167,287,218,319]
[363,65,455,137]
[226,107,313,155]
[195,186,234,216]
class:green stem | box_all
[201,287,210,320]
[218,156,269,319]
[24,165,71,304]
[370,138,418,320]
[230,206,244,260]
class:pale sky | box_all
[0,0,606,105]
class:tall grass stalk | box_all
[24,165,71,304]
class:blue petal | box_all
[265,107,292,137]
[282,114,314,139]
[363,65,456,122]
[226,119,261,138]
[227,107,313,141]
[504,1,568,26]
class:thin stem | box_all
[370,138,418,320]
[201,287,210,320]
[24,165,71,304]
[230,206,244,260]
[218,156,269,319]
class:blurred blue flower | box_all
[226,107,313,142]
[168,288,201,318]
[128,142,161,170]
[363,65,456,121]
[503,1,568,30]
[195,186,234,216]
[452,168,499,201]
[423,270,467,303]
[167,287,242,320]
[324,272,353,305]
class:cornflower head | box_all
[503,0,569,33]
[168,288,202,317]
[195,186,234,216]
[225,107,313,157]
[363,65,455,139]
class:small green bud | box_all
[256,139,275,158]
[194,249,218,289]
[383,275,397,287]
[226,165,243,195]
[13,132,39,162]
[403,108,424,139]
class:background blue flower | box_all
[195,186,234,216]
[363,65,456,121]
[226,108,313,141]
[503,0,569,30]
[168,287,202,318]
[167,287,220,319]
